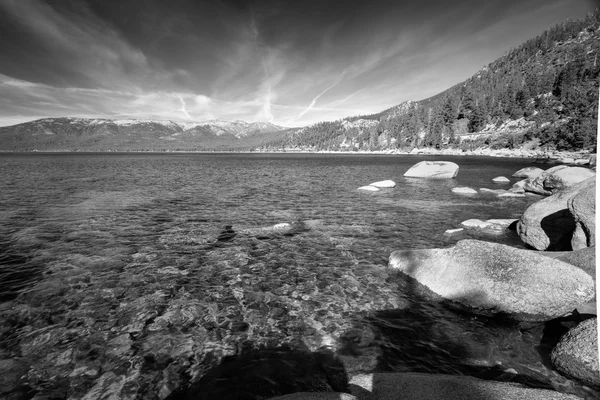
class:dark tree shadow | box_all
[166,344,348,400]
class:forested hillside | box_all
[260,10,599,153]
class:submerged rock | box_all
[479,188,508,196]
[349,372,581,400]
[517,177,594,251]
[551,318,600,388]
[388,239,594,321]
[369,180,395,188]
[403,161,459,179]
[512,166,544,179]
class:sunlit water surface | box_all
[0,153,596,399]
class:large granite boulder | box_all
[544,167,596,193]
[348,373,581,400]
[403,161,459,179]
[513,166,544,179]
[524,166,595,196]
[388,239,594,321]
[541,247,596,281]
[523,166,568,195]
[568,180,596,250]
[551,318,600,388]
[517,177,595,251]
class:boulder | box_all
[388,239,594,321]
[543,167,595,193]
[509,179,527,193]
[551,318,600,388]
[443,228,464,235]
[499,192,525,198]
[540,247,596,281]
[451,187,477,195]
[512,166,544,179]
[459,219,517,235]
[403,161,459,179]
[492,176,510,183]
[517,177,595,251]
[357,185,379,192]
[369,180,395,188]
[568,180,595,249]
[589,154,597,167]
[523,166,569,195]
[349,373,582,400]
[524,166,595,196]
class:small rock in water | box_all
[498,192,525,198]
[369,180,395,188]
[444,228,464,235]
[358,185,379,192]
[492,176,510,183]
[451,187,477,195]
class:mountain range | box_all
[0,10,598,153]
[0,118,286,151]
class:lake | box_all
[0,153,595,399]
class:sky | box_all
[0,0,597,128]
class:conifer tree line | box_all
[260,10,599,152]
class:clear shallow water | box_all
[0,153,596,399]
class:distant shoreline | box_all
[0,147,593,162]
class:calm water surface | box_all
[0,153,595,399]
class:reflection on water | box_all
[0,153,595,399]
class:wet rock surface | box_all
[388,239,595,321]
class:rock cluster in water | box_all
[386,161,597,399]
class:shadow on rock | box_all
[166,344,348,400]
[540,210,575,251]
